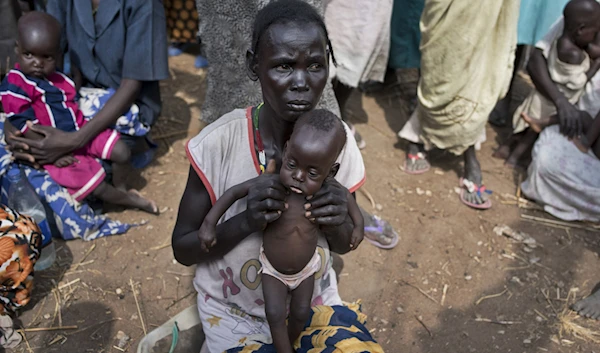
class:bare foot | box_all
[572,290,600,320]
[521,112,546,133]
[462,146,490,207]
[128,190,159,215]
[492,144,510,160]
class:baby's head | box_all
[280,109,346,196]
[15,11,61,79]
[563,0,600,48]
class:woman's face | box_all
[254,22,329,123]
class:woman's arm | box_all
[528,48,583,137]
[173,161,287,266]
[72,78,141,149]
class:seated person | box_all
[0,12,157,214]
[495,0,600,167]
[198,109,363,353]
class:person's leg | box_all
[262,274,294,353]
[287,275,315,346]
[521,112,559,133]
[504,128,538,169]
[489,45,526,127]
[462,145,490,206]
[333,79,365,149]
[572,288,600,320]
[92,182,158,214]
[107,140,131,191]
[405,142,430,173]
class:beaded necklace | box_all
[252,103,266,174]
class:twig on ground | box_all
[113,247,123,257]
[358,188,376,209]
[18,326,78,333]
[400,281,439,305]
[53,288,62,327]
[65,318,121,336]
[441,284,449,306]
[150,242,171,251]
[58,278,81,290]
[113,346,126,352]
[475,288,508,306]
[521,214,600,232]
[474,317,521,325]
[534,309,548,321]
[414,315,433,338]
[165,271,195,277]
[165,290,196,310]
[71,244,96,271]
[20,328,34,353]
[130,278,147,335]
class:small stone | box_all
[416,188,425,195]
[465,275,473,281]
[535,316,543,323]
[115,331,130,349]
[146,225,154,230]
[172,259,178,265]
[375,204,383,211]
[497,330,505,335]
[422,279,429,285]
[425,190,432,197]
[156,295,162,300]
[477,241,483,246]
[43,314,51,319]
[523,339,531,345]
[130,313,139,321]
[396,306,404,313]
[116,288,124,299]
[380,319,389,325]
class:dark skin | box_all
[172,22,358,351]
[198,127,363,352]
[8,12,158,214]
[5,0,142,168]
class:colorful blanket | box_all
[224,303,383,353]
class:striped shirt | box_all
[0,64,84,134]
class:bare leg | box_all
[505,129,538,169]
[108,140,131,191]
[262,274,294,353]
[572,289,600,320]
[521,112,558,133]
[333,79,365,149]
[462,146,489,206]
[287,275,315,346]
[92,182,158,215]
[489,45,526,127]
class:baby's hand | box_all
[54,155,79,168]
[198,223,217,252]
[349,227,364,250]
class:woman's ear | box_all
[246,49,259,82]
[328,163,340,178]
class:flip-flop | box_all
[403,152,431,175]
[459,178,492,210]
[364,216,399,250]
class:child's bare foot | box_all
[572,289,600,320]
[521,112,546,133]
[128,190,159,215]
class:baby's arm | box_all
[198,179,254,251]
[347,192,364,249]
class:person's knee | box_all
[110,141,131,164]
[289,301,311,324]
[92,182,107,197]
[265,301,287,324]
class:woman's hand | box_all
[304,178,349,226]
[4,126,38,167]
[556,98,583,138]
[9,122,80,165]
[246,160,288,232]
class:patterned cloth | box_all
[0,86,144,241]
[224,303,383,353]
[164,0,199,43]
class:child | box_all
[198,109,364,353]
[0,12,158,214]
[500,0,600,167]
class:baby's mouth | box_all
[289,186,303,194]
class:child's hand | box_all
[198,223,217,252]
[54,155,79,168]
[349,228,364,250]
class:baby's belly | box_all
[263,208,320,274]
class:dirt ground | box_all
[7,54,600,353]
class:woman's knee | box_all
[109,140,131,164]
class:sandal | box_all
[403,152,431,175]
[363,215,399,250]
[459,178,492,210]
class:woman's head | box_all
[246,0,334,122]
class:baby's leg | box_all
[108,140,131,191]
[262,275,294,353]
[521,112,558,133]
[287,275,314,347]
[92,182,158,215]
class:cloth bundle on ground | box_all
[399,0,519,155]
[224,303,383,353]
[324,0,392,87]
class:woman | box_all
[522,15,600,321]
[164,0,208,68]
[173,1,379,352]
[3,0,169,239]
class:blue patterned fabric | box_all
[0,86,152,241]
[224,303,383,353]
